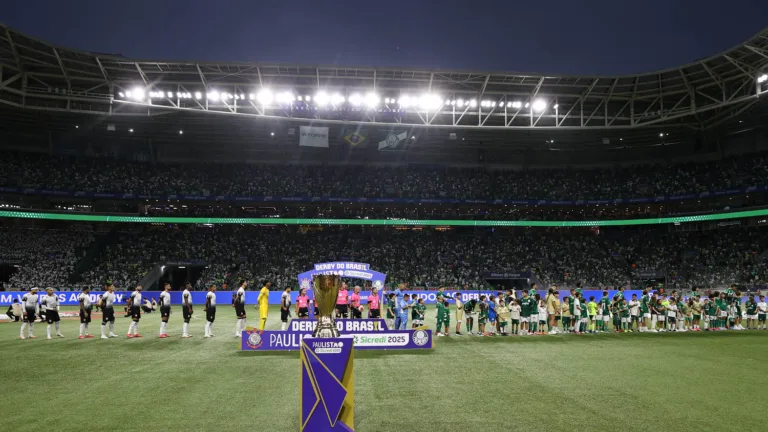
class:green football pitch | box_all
[2,305,768,432]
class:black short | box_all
[369,309,380,319]
[80,309,92,324]
[46,310,60,324]
[336,304,348,317]
[351,306,362,319]
[182,306,192,323]
[280,308,290,322]
[160,306,171,320]
[314,307,319,316]
[235,304,246,318]
[102,307,115,323]
[24,308,36,323]
[131,306,141,321]
[298,307,309,318]
[206,306,216,323]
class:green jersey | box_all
[436,302,449,320]
[599,297,611,315]
[581,302,588,318]
[746,301,757,315]
[725,289,735,298]
[656,300,666,315]
[478,302,489,319]
[716,299,727,312]
[707,301,718,315]
[412,303,426,320]
[641,295,650,313]
[520,297,534,317]
[386,299,396,319]
[568,296,576,315]
[620,303,630,318]
[616,291,625,300]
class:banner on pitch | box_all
[241,318,433,351]
[299,126,329,148]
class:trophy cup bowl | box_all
[312,274,341,338]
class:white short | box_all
[720,311,728,318]
[603,316,611,322]
[413,320,423,326]
[521,317,529,323]
[595,314,603,321]
[709,316,717,322]
[667,313,676,319]
[748,314,758,320]
[658,315,666,322]
[621,317,628,323]
[539,313,547,322]
[643,313,651,319]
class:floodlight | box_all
[553,104,559,109]
[532,99,547,112]
[305,95,312,102]
[418,93,441,110]
[297,95,303,101]
[524,102,530,108]
[506,102,512,107]
[167,91,174,98]
[758,74,767,83]
[208,91,220,101]
[498,101,504,107]
[399,95,412,108]
[456,99,464,107]
[194,92,202,100]
[179,130,184,135]
[349,93,362,106]
[257,89,274,105]
[277,92,295,103]
[131,87,145,101]
[248,93,255,100]
[314,92,329,105]
[469,99,477,107]
[511,101,522,109]
[129,128,134,133]
[331,93,345,104]
[118,92,125,98]
[364,92,380,108]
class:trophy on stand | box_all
[312,274,341,338]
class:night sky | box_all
[3,0,768,75]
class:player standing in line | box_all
[639,289,650,332]
[77,287,95,339]
[181,283,194,338]
[280,287,292,330]
[100,284,118,339]
[463,298,478,335]
[436,297,450,336]
[44,288,63,340]
[552,290,562,333]
[536,294,547,335]
[621,298,632,332]
[19,287,40,339]
[744,295,757,330]
[411,297,425,328]
[497,296,510,336]
[257,280,270,331]
[518,291,532,336]
[706,294,718,331]
[126,286,143,338]
[398,294,413,330]
[734,290,744,330]
[385,293,396,329]
[718,292,729,330]
[205,284,217,338]
[477,295,488,336]
[691,296,702,331]
[598,291,612,333]
[560,297,570,333]
[336,282,349,319]
[234,280,248,337]
[629,294,640,332]
[158,283,172,338]
[756,295,767,330]
[349,286,362,319]
[487,295,497,336]
[296,288,310,320]
[546,287,556,334]
[586,296,597,333]
[509,299,521,335]
[666,297,677,332]
[453,294,464,335]
[571,292,582,334]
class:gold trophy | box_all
[312,274,341,338]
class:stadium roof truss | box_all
[0,25,767,131]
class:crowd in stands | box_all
[2,151,767,201]
[0,227,94,289]
[2,225,767,292]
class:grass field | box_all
[2,305,768,432]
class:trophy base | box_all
[313,317,340,338]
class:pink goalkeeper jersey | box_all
[337,289,349,305]
[368,293,380,309]
[350,293,361,308]
[297,295,309,308]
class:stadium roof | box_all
[1,23,767,132]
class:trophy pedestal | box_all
[301,336,354,431]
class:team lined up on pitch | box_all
[14,282,768,340]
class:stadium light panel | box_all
[248,93,254,100]
[131,88,145,101]
[399,95,412,108]
[257,89,274,105]
[167,91,174,98]
[179,130,183,135]
[511,101,522,109]
[331,93,345,105]
[194,92,202,100]
[532,99,547,112]
[118,92,125,98]
[758,74,767,83]
[498,101,504,107]
[469,99,477,107]
[314,92,329,105]
[129,128,134,133]
[349,93,362,106]
[364,92,380,108]
[524,102,530,108]
[297,95,303,101]
[276,92,294,103]
[506,102,512,108]
[208,91,220,101]
[305,95,312,102]
[456,98,464,107]
[418,93,441,110]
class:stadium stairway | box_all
[69,228,119,285]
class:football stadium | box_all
[2,19,768,432]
